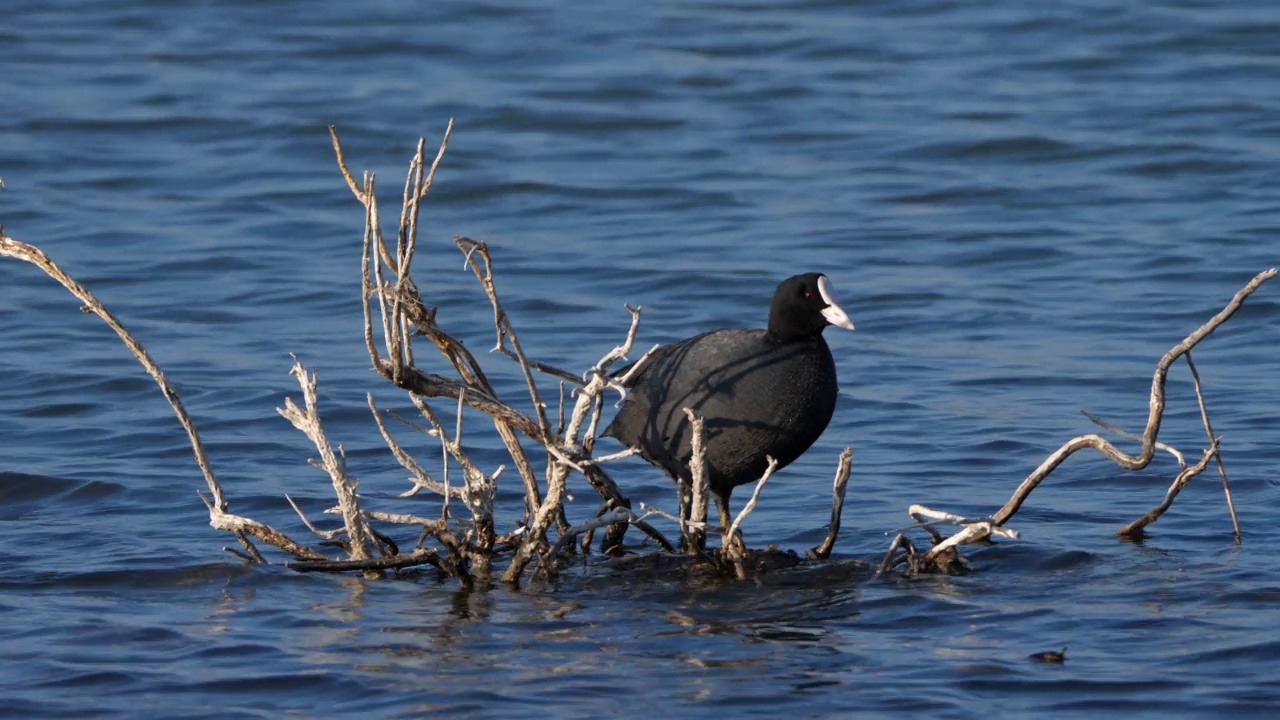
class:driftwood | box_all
[3,120,1274,586]
[878,267,1275,574]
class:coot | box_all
[602,273,854,530]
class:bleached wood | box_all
[277,361,373,561]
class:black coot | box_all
[602,272,854,529]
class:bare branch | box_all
[1082,411,1187,469]
[455,236,552,442]
[277,360,373,561]
[286,494,345,540]
[200,492,326,561]
[1185,351,1241,542]
[543,507,631,564]
[992,268,1276,526]
[810,447,853,560]
[683,408,710,552]
[327,125,366,202]
[369,395,466,500]
[288,548,440,573]
[724,457,778,578]
[1,231,229,514]
[877,534,908,576]
[233,531,265,564]
[1116,442,1219,537]
[360,509,448,534]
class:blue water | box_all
[3,0,1280,717]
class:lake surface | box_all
[3,0,1280,717]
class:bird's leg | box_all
[714,492,731,533]
[714,491,746,558]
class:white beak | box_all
[817,275,855,330]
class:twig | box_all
[1185,351,1241,542]
[638,502,706,531]
[361,509,448,532]
[199,492,327,561]
[411,394,497,554]
[725,458,777,546]
[594,447,640,463]
[369,395,467,500]
[277,360,373,561]
[402,119,453,277]
[723,457,778,579]
[1082,411,1188,469]
[328,126,367,202]
[233,532,265,564]
[376,361,543,439]
[454,236,552,442]
[500,348,581,384]
[907,506,1022,541]
[810,447,853,560]
[286,494,344,540]
[1116,442,1219,537]
[683,409,710,552]
[543,507,632,564]
[877,534,907,576]
[223,546,257,563]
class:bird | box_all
[602,272,854,537]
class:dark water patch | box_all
[0,472,125,509]
[1179,640,1280,665]
[6,563,251,593]
[15,402,101,418]
[35,670,139,690]
[972,544,1100,574]
[894,135,1077,162]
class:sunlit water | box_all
[2,1,1279,717]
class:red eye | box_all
[804,291,813,300]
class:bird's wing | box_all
[608,330,720,388]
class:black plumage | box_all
[602,272,854,529]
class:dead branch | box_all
[286,494,345,541]
[454,236,553,441]
[277,360,374,562]
[724,458,777,579]
[880,268,1275,576]
[1116,441,1219,537]
[0,230,227,513]
[991,267,1275,527]
[0,229,336,563]
[1083,411,1188,468]
[287,548,441,573]
[876,534,908,576]
[410,393,498,557]
[683,409,711,552]
[810,447,853,560]
[200,492,326,561]
[368,395,467,500]
[542,507,632,566]
[1185,352,1241,541]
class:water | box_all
[2,0,1279,716]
